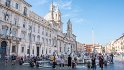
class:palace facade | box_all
[0,0,77,59]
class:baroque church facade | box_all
[0,0,76,59]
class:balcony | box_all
[1,34,8,39]
[36,42,42,46]
[0,33,21,42]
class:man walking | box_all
[68,55,72,68]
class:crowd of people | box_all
[3,53,114,70]
[87,53,114,70]
[51,54,77,69]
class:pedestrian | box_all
[107,54,111,64]
[52,55,56,69]
[19,57,24,65]
[60,57,65,69]
[11,54,16,65]
[104,54,108,66]
[74,57,77,65]
[5,55,8,64]
[91,56,96,70]
[57,56,61,69]
[99,54,104,70]
[68,55,72,68]
[110,53,114,64]
[72,59,76,68]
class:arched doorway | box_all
[0,41,7,60]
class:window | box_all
[64,46,66,52]
[2,25,8,35]
[43,27,44,30]
[28,25,32,30]
[14,18,17,25]
[21,32,25,39]
[37,35,40,41]
[23,7,27,16]
[12,30,16,36]
[42,48,43,54]
[46,32,48,36]
[50,33,51,37]
[52,39,54,46]
[46,39,48,45]
[42,37,44,43]
[32,49,34,54]
[38,26,40,33]
[33,26,35,32]
[49,39,51,45]
[42,31,44,35]
[12,46,16,53]
[15,3,19,9]
[4,12,9,21]
[23,24,25,28]
[23,21,26,28]
[60,47,61,52]
[6,0,11,7]
[21,47,24,53]
[27,49,29,54]
[49,49,51,53]
[46,49,47,54]
[32,35,35,41]
[28,33,30,41]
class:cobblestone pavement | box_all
[0,57,124,70]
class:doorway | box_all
[0,41,7,60]
[37,47,39,56]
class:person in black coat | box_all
[68,55,72,68]
[92,56,96,70]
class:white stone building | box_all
[0,0,77,59]
[112,35,124,53]
[105,34,124,54]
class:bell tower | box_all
[50,0,54,21]
[67,19,72,37]
[55,4,62,31]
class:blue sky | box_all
[27,0,124,45]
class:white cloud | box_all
[74,18,85,24]
[52,0,72,10]
[77,18,84,23]
[61,0,72,10]
[29,0,49,6]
